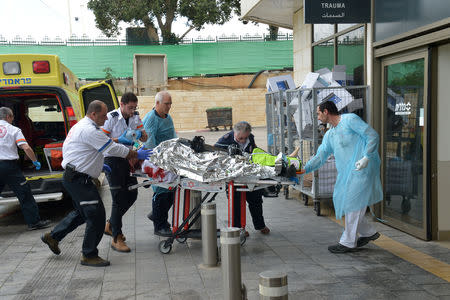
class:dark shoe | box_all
[244,231,249,237]
[154,227,172,237]
[147,212,154,222]
[41,232,61,255]
[357,232,380,248]
[260,227,270,235]
[80,255,110,267]
[328,243,356,253]
[29,219,51,231]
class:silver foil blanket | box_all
[149,138,276,183]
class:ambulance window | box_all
[81,85,115,112]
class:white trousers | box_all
[339,207,377,248]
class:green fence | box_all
[0,41,293,79]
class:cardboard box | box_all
[266,75,296,92]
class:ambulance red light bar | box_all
[3,62,21,75]
[33,61,50,73]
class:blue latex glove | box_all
[33,161,41,170]
[102,164,111,173]
[289,176,299,184]
[135,130,142,140]
[137,148,152,160]
[117,130,133,145]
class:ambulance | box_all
[0,54,119,204]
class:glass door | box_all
[381,49,430,239]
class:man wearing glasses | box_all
[101,92,148,252]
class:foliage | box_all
[103,67,115,80]
[87,0,241,44]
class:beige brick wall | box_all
[136,88,267,131]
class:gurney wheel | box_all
[159,240,172,254]
[176,237,187,243]
[314,201,321,216]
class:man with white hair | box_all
[142,91,176,236]
[215,121,270,237]
[0,106,50,230]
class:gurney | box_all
[129,173,300,254]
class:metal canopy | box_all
[241,0,302,29]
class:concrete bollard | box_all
[221,227,243,300]
[259,271,288,299]
[201,202,217,267]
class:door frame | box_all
[380,47,431,240]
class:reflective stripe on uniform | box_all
[20,180,27,186]
[79,200,99,205]
[136,124,143,129]
[102,128,111,134]
[98,139,112,153]
[16,139,26,144]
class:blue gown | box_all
[142,109,177,195]
[304,113,383,219]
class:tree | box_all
[87,0,241,44]
[267,25,279,41]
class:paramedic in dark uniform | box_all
[215,121,270,237]
[101,92,148,253]
[40,100,151,267]
[0,107,50,230]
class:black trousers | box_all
[104,157,138,238]
[51,171,105,258]
[0,160,40,226]
[152,191,174,231]
[233,189,266,230]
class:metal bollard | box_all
[221,227,243,300]
[259,271,288,299]
[201,202,217,267]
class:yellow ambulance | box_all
[0,54,119,203]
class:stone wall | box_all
[136,88,267,131]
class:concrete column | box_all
[190,190,202,229]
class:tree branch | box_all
[179,25,195,40]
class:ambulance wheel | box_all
[303,194,308,206]
[176,237,187,243]
[314,201,321,216]
[159,240,172,254]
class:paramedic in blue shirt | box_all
[101,92,148,253]
[142,91,176,237]
[40,100,151,267]
[301,101,383,253]
[0,107,50,230]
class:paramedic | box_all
[142,91,176,237]
[102,92,148,253]
[215,121,270,236]
[301,101,382,253]
[40,100,151,267]
[0,107,50,230]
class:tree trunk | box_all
[268,25,279,41]
[142,15,159,43]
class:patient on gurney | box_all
[138,136,301,184]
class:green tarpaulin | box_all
[0,41,293,79]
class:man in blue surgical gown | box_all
[301,101,383,253]
[142,91,177,237]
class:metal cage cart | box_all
[266,85,370,215]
